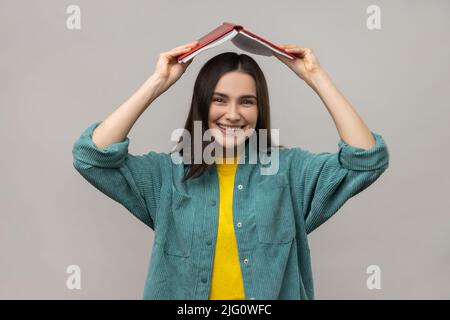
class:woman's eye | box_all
[212,98,255,105]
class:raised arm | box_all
[92,41,199,148]
[275,43,376,150]
[72,41,198,230]
[275,44,389,233]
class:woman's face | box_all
[208,71,258,155]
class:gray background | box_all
[1,0,449,299]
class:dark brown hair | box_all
[170,52,283,182]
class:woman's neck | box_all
[214,147,241,164]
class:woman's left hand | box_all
[273,44,322,86]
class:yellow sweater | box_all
[208,156,245,300]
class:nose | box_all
[225,103,241,121]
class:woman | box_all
[72,40,389,300]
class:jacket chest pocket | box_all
[253,173,296,244]
[163,187,195,257]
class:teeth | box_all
[218,124,243,135]
[219,124,243,129]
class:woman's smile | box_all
[216,123,246,136]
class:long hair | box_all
[170,52,282,182]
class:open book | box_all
[177,22,301,63]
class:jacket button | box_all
[210,199,216,206]
[243,258,249,265]
[201,276,208,283]
[237,222,242,228]
[237,184,243,190]
[206,239,212,246]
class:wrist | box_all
[148,73,166,86]
[148,72,168,90]
[144,73,167,101]
[304,67,328,93]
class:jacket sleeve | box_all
[291,131,390,234]
[72,121,164,230]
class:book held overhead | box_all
[177,22,302,63]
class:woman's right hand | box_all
[152,41,199,94]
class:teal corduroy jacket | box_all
[72,121,390,300]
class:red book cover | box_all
[177,22,301,63]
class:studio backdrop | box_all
[0,0,449,299]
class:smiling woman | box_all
[72,44,389,300]
[208,72,259,157]
[172,52,278,181]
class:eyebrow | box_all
[212,92,257,100]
